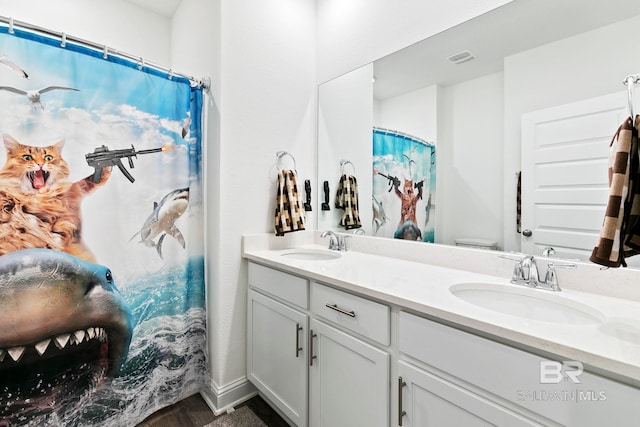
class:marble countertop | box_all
[243,236,640,385]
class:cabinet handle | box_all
[295,323,303,358]
[398,376,407,426]
[309,329,317,366]
[325,303,356,318]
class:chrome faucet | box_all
[505,248,576,291]
[320,231,349,251]
[517,255,540,287]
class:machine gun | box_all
[374,170,401,192]
[414,179,424,199]
[86,144,164,183]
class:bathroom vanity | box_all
[243,232,640,427]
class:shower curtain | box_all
[373,128,436,242]
[0,26,207,426]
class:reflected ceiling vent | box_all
[447,50,475,64]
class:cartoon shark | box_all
[131,188,190,259]
[372,195,388,234]
[0,248,133,421]
[394,220,422,241]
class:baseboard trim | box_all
[200,377,257,416]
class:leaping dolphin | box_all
[131,187,190,259]
[0,248,133,421]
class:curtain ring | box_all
[60,32,66,48]
[8,17,14,34]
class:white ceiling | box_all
[124,0,182,17]
[373,0,640,100]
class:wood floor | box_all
[137,393,289,427]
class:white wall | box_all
[0,0,171,65]
[440,72,503,247]
[316,0,513,83]
[173,0,317,404]
[170,0,225,404]
[376,85,438,143]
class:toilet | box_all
[454,237,498,251]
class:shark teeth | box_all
[54,333,71,349]
[0,327,108,363]
[73,329,86,344]
[35,339,51,356]
[8,346,26,362]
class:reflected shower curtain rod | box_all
[0,15,210,92]
[373,126,433,146]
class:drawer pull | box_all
[325,303,356,318]
[295,323,303,358]
[398,376,407,426]
[309,330,317,366]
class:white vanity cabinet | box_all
[247,262,391,427]
[397,361,541,426]
[398,311,640,427]
[247,263,310,426]
[247,259,640,427]
[308,282,390,427]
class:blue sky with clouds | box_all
[0,28,203,277]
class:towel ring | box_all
[340,159,355,175]
[624,74,639,122]
[276,151,296,170]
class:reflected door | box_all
[520,92,627,260]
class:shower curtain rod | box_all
[0,15,210,92]
[373,126,434,146]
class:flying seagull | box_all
[0,85,79,109]
[0,55,28,79]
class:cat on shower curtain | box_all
[0,133,111,262]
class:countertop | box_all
[242,236,640,385]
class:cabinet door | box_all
[397,362,542,427]
[309,319,389,427]
[248,289,308,426]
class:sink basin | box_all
[280,249,341,261]
[450,283,604,325]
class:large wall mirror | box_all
[317,0,640,267]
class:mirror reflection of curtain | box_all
[0,26,207,425]
[372,128,435,242]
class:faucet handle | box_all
[512,261,524,282]
[543,261,576,291]
[337,234,350,251]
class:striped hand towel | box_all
[590,116,640,267]
[274,169,306,236]
[335,174,362,229]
